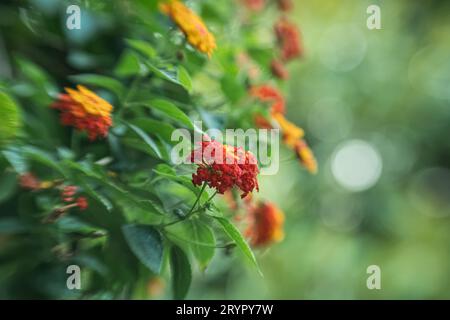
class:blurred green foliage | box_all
[0,0,449,300]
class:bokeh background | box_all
[190,0,450,299]
[1,0,450,299]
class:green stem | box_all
[161,183,214,228]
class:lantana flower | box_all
[250,85,285,114]
[270,59,289,80]
[242,0,266,11]
[272,112,304,148]
[52,85,113,141]
[160,0,216,57]
[294,139,318,174]
[190,139,259,198]
[276,0,294,12]
[274,18,303,61]
[245,201,285,247]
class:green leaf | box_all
[2,148,28,173]
[22,146,66,177]
[126,39,156,60]
[0,91,21,146]
[187,220,215,270]
[114,50,141,77]
[144,62,192,92]
[139,99,193,129]
[0,170,17,203]
[122,224,163,274]
[153,165,208,202]
[170,244,192,299]
[177,66,192,93]
[214,216,261,274]
[124,122,163,159]
[69,74,125,99]
[130,118,176,144]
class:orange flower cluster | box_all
[52,85,113,141]
[250,84,317,174]
[245,201,284,247]
[249,85,285,114]
[160,0,216,57]
[191,139,259,198]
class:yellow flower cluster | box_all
[160,0,216,57]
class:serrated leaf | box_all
[122,224,163,274]
[69,74,125,99]
[214,216,261,274]
[170,244,192,299]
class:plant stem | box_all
[161,183,215,228]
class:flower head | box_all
[276,0,294,12]
[270,59,289,80]
[246,201,284,247]
[272,112,304,148]
[242,0,266,11]
[19,172,53,190]
[160,0,216,57]
[274,18,303,61]
[76,197,89,210]
[294,139,318,174]
[250,85,285,114]
[52,85,113,141]
[191,139,259,198]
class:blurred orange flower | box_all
[294,139,318,174]
[160,0,216,57]
[272,112,304,148]
[270,59,289,80]
[274,18,303,61]
[250,85,285,114]
[246,201,285,247]
[52,85,113,141]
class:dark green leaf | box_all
[138,99,193,129]
[170,244,192,299]
[122,224,163,274]
[124,122,163,159]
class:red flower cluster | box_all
[250,85,285,114]
[274,18,303,61]
[61,185,89,210]
[52,85,113,141]
[277,0,293,12]
[242,0,265,11]
[191,139,259,198]
[270,59,289,80]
